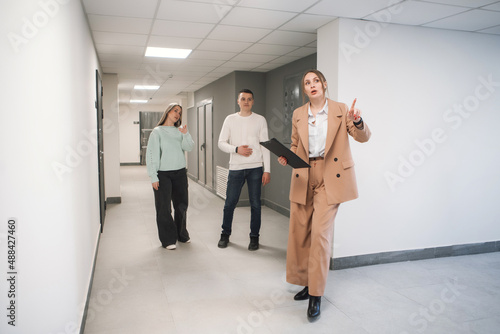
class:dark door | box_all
[96,70,106,231]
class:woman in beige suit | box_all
[278,69,371,321]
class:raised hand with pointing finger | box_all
[347,98,363,124]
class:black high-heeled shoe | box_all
[307,296,321,321]
[294,286,309,300]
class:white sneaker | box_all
[166,244,176,250]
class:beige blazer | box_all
[289,99,371,205]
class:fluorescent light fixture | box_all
[130,100,148,104]
[145,47,192,59]
[134,85,160,90]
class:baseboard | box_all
[331,240,500,270]
[120,162,141,166]
[235,200,249,207]
[79,230,101,334]
[186,175,289,213]
[106,197,121,204]
[262,199,290,217]
[156,174,500,270]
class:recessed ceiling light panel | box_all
[134,85,160,90]
[145,47,192,59]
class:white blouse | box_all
[307,100,329,158]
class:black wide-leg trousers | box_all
[153,168,190,247]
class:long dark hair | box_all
[157,103,182,127]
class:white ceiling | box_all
[81,0,500,108]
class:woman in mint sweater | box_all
[146,103,194,250]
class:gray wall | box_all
[235,70,267,121]
[234,72,267,202]
[264,54,317,215]
[191,71,266,203]
[190,56,316,209]
[190,72,235,187]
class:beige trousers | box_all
[286,159,340,297]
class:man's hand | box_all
[237,145,253,157]
[262,172,270,186]
[152,182,159,190]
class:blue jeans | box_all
[222,167,263,237]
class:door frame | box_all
[95,70,106,231]
[196,98,214,190]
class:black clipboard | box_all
[260,138,311,168]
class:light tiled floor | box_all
[84,166,500,334]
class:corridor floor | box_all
[83,166,500,334]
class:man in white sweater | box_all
[217,89,271,251]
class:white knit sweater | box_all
[218,112,270,173]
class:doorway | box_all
[95,70,106,231]
[139,111,163,165]
[197,99,213,190]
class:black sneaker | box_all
[218,234,229,248]
[248,236,259,251]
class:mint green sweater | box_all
[146,126,194,183]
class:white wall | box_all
[187,91,195,108]
[103,74,121,199]
[318,18,500,258]
[118,104,164,164]
[318,19,340,102]
[119,97,188,164]
[0,0,101,332]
